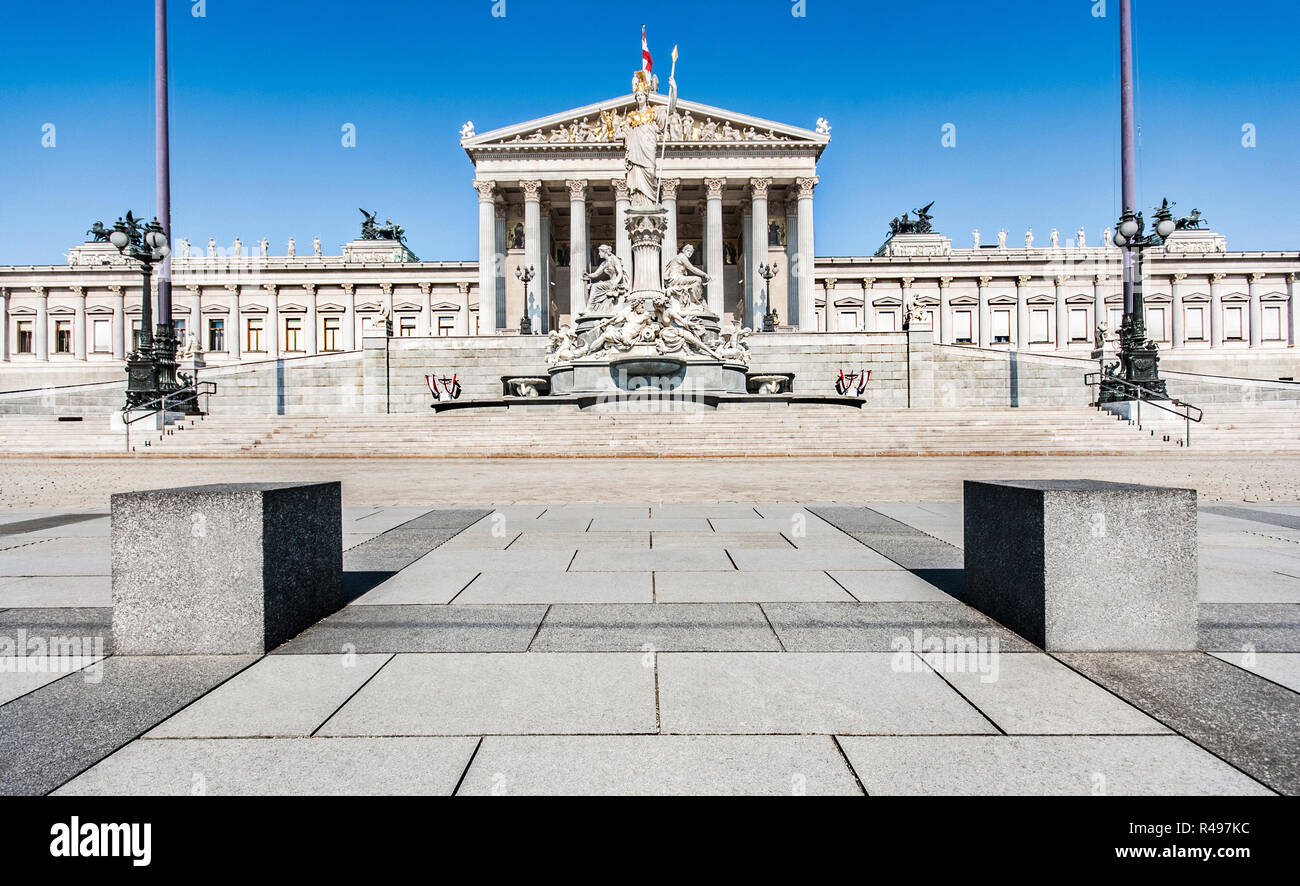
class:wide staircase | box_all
[2,402,1294,458]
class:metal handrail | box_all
[121,382,218,451]
[1084,371,1203,447]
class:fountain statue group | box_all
[546,64,751,374]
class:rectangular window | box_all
[173,318,186,340]
[284,317,302,352]
[954,310,973,344]
[1069,308,1089,342]
[1145,307,1166,341]
[16,321,33,354]
[840,311,861,331]
[874,311,894,332]
[1108,307,1123,332]
[131,320,143,350]
[207,318,225,352]
[1264,305,1283,341]
[246,318,264,353]
[437,316,455,336]
[399,316,417,337]
[323,317,341,351]
[992,309,1011,343]
[1186,306,1205,341]
[54,319,72,354]
[1030,309,1050,343]
[1224,306,1244,341]
[92,319,111,353]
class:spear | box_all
[654,45,678,205]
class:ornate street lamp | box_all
[110,212,180,409]
[1101,199,1175,402]
[515,264,536,335]
[758,262,779,332]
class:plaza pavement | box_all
[0,499,1296,796]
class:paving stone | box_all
[650,531,794,550]
[316,652,656,735]
[1199,566,1300,604]
[0,513,104,537]
[650,504,765,519]
[147,654,391,738]
[1210,651,1300,693]
[508,531,649,550]
[0,576,110,608]
[809,505,964,569]
[56,736,478,796]
[761,602,1037,652]
[1201,505,1300,531]
[272,604,547,653]
[342,507,491,572]
[0,537,110,576]
[827,570,956,602]
[939,652,1168,734]
[658,651,995,735]
[587,517,714,532]
[653,571,854,603]
[1057,651,1300,795]
[0,655,257,795]
[529,603,781,651]
[407,548,577,573]
[0,607,112,653]
[727,548,901,572]
[455,572,653,604]
[1198,603,1300,651]
[837,735,1274,796]
[570,548,734,573]
[348,568,481,605]
[0,656,104,706]
[458,735,863,796]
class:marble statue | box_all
[179,238,191,258]
[651,295,719,358]
[1077,227,1087,248]
[367,304,392,334]
[904,295,928,328]
[580,299,655,356]
[207,238,216,258]
[1025,228,1034,249]
[663,244,710,306]
[460,120,475,140]
[1103,228,1113,248]
[259,237,269,258]
[816,117,831,135]
[1050,228,1060,248]
[716,323,752,365]
[177,330,199,359]
[971,229,980,249]
[313,236,322,256]
[545,325,581,366]
[287,237,296,257]
[232,237,242,257]
[623,72,668,209]
[582,244,627,312]
[997,230,1007,249]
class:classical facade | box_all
[0,85,1296,384]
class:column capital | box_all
[979,276,994,287]
[261,283,278,294]
[660,178,680,200]
[222,284,238,294]
[824,277,838,289]
[1286,272,1296,283]
[748,177,773,200]
[520,180,543,202]
[610,178,629,200]
[866,277,879,287]
[939,276,954,288]
[472,179,497,202]
[703,177,727,199]
[1054,275,1069,286]
[302,283,317,296]
[1171,273,1187,283]
[564,179,588,201]
[380,282,394,296]
[1211,273,1227,283]
[456,281,471,295]
[1095,274,1110,284]
[30,286,47,298]
[341,283,355,296]
[185,283,201,294]
[1016,275,1032,285]
[794,176,819,199]
[69,285,85,298]
[1249,272,1265,283]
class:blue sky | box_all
[1,0,1296,264]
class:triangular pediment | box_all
[463,93,829,154]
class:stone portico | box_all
[462,91,828,334]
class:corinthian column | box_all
[263,284,280,359]
[1210,273,1225,348]
[785,193,799,327]
[612,179,631,268]
[1054,275,1069,349]
[473,179,498,333]
[71,286,87,360]
[704,177,725,317]
[33,287,48,361]
[749,177,772,330]
[794,176,818,331]
[977,276,992,348]
[661,178,680,266]
[521,179,543,333]
[1016,276,1031,348]
[303,284,318,354]
[1170,273,1185,348]
[566,179,589,317]
[938,277,953,344]
[1249,273,1263,348]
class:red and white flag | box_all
[641,25,653,74]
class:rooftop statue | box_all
[86,221,112,243]
[889,202,935,236]
[1175,208,1207,230]
[359,209,407,244]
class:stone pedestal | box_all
[341,239,418,263]
[111,482,344,654]
[626,209,668,299]
[961,480,1198,651]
